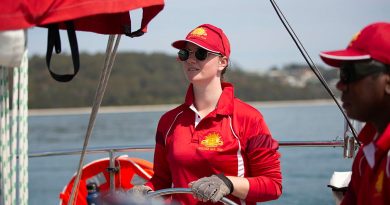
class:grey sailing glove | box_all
[127,185,165,203]
[190,174,234,203]
[127,185,153,196]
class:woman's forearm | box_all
[226,176,250,199]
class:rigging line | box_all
[269,0,360,146]
[67,34,122,205]
[270,1,329,94]
[272,1,325,82]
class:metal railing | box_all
[28,140,345,158]
[27,140,352,197]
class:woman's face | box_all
[180,43,225,84]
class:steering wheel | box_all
[147,188,238,205]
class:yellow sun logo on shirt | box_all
[374,170,384,196]
[200,132,223,150]
[189,27,207,39]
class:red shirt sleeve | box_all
[244,116,282,202]
[145,118,172,190]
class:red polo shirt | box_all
[145,82,282,205]
[341,123,390,205]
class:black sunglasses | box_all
[177,48,221,61]
[339,60,390,84]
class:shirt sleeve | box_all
[340,182,356,205]
[244,116,282,202]
[144,118,172,190]
[340,150,361,205]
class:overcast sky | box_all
[27,0,390,72]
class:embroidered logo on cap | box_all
[189,27,207,39]
[348,31,361,47]
[199,132,223,151]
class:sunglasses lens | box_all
[195,49,208,61]
[178,49,189,61]
[339,60,389,84]
[339,69,351,83]
[178,48,219,61]
[339,63,350,83]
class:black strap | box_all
[123,24,145,38]
[216,173,234,194]
[46,21,80,82]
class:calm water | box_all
[28,103,353,205]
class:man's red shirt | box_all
[341,122,390,205]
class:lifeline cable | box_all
[269,0,360,146]
[67,34,122,205]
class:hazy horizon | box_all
[27,0,390,71]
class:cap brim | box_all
[171,40,187,49]
[171,39,220,54]
[319,49,371,67]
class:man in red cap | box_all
[129,24,282,204]
[320,22,390,205]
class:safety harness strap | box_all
[46,21,79,82]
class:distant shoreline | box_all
[28,99,339,116]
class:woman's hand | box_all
[189,174,233,203]
[127,185,153,196]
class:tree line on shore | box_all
[28,52,337,109]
